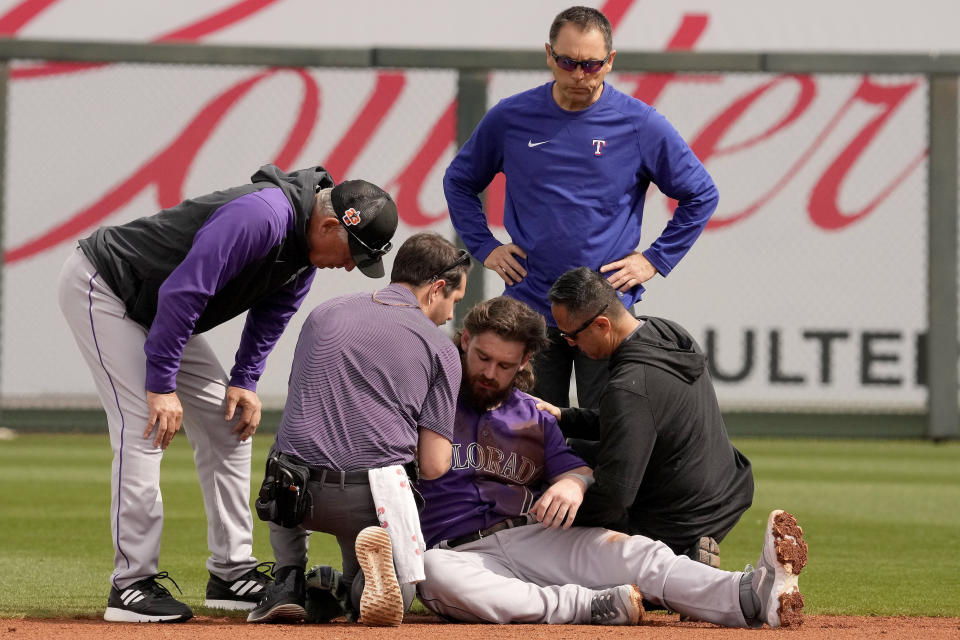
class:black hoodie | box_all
[560,316,754,551]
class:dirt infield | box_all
[5,613,959,639]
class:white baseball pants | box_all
[418,524,748,626]
[58,247,258,590]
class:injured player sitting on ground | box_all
[415,296,808,628]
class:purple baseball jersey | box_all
[418,387,586,548]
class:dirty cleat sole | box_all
[355,526,403,626]
[626,585,645,624]
[762,510,808,628]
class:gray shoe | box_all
[590,584,644,625]
[749,510,808,628]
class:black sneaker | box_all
[205,562,274,610]
[104,572,193,623]
[246,565,306,624]
[304,565,350,623]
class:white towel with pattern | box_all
[367,465,426,584]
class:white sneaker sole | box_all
[245,602,306,623]
[204,598,258,611]
[762,509,807,628]
[356,526,403,627]
[104,607,191,623]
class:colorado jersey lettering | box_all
[416,387,586,548]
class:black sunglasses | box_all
[339,221,392,260]
[428,249,471,282]
[559,304,609,342]
[549,46,610,74]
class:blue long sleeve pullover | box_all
[444,81,718,323]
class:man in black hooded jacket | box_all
[543,267,754,566]
[58,164,398,623]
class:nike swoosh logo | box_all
[528,140,549,147]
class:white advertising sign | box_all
[0,0,948,410]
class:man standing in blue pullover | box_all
[57,164,398,623]
[444,5,719,409]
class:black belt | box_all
[306,460,419,485]
[308,468,370,484]
[446,516,532,548]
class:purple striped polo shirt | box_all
[275,283,461,470]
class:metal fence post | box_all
[0,62,7,425]
[453,69,488,327]
[927,74,960,440]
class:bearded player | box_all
[415,296,808,628]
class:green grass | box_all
[0,433,343,619]
[0,434,958,618]
[719,439,960,616]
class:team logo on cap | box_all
[342,207,361,226]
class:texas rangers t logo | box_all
[342,207,361,226]
[592,139,607,156]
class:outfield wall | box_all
[0,0,958,437]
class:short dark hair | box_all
[548,267,625,321]
[549,6,613,53]
[461,297,548,357]
[390,232,471,294]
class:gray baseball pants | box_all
[418,524,749,626]
[268,475,380,608]
[58,247,259,590]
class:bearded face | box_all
[459,331,530,412]
[461,365,515,412]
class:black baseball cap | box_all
[330,179,399,278]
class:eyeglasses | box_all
[428,249,471,282]
[549,46,610,74]
[559,304,608,342]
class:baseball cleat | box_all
[104,572,193,623]
[751,509,808,628]
[590,584,644,625]
[246,565,306,624]
[355,526,403,626]
[205,562,274,610]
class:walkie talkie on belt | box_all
[255,452,313,528]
